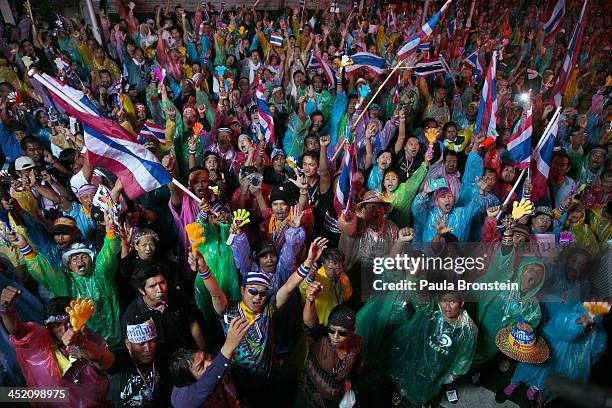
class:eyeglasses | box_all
[247,287,270,298]
[326,327,349,337]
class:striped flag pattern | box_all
[414,58,446,77]
[334,127,356,215]
[416,42,431,52]
[138,120,166,145]
[447,15,457,38]
[306,52,335,89]
[543,0,565,42]
[300,0,306,10]
[507,107,533,169]
[32,73,171,200]
[551,0,588,107]
[397,0,452,61]
[255,76,275,145]
[530,111,560,201]
[474,51,498,138]
[344,52,387,76]
[270,33,283,47]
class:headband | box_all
[77,184,98,197]
[44,314,69,325]
[189,170,209,182]
[126,318,157,343]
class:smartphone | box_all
[429,178,447,191]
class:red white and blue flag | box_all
[507,107,533,169]
[463,50,484,77]
[530,110,559,201]
[270,33,283,47]
[474,51,498,138]
[31,72,171,200]
[344,52,387,76]
[543,0,565,43]
[397,0,452,62]
[334,125,356,215]
[255,76,275,145]
[551,0,588,107]
[446,14,456,38]
[138,120,166,145]
[306,52,335,89]
[414,58,446,77]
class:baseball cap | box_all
[52,216,78,235]
[14,156,36,171]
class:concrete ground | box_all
[439,380,519,408]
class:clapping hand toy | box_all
[340,55,353,67]
[583,302,611,317]
[215,65,227,77]
[65,297,95,332]
[226,209,251,245]
[559,232,574,245]
[21,55,33,68]
[511,199,533,221]
[186,222,206,254]
[424,128,439,155]
[192,122,203,136]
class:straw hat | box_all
[495,318,549,364]
[356,190,392,213]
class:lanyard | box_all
[135,363,156,396]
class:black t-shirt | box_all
[107,349,170,408]
[122,295,199,356]
[394,150,424,182]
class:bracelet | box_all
[0,305,15,313]
[19,245,33,256]
[188,147,197,155]
[258,149,265,157]
[297,264,309,278]
[501,235,513,246]
[199,266,211,280]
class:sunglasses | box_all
[247,287,270,298]
[326,327,349,337]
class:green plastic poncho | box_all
[470,254,546,365]
[374,301,477,405]
[384,162,428,229]
[193,221,241,321]
[24,234,123,348]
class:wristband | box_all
[501,235,513,246]
[258,149,265,157]
[0,305,15,313]
[199,266,211,280]
[188,147,197,155]
[558,205,565,212]
[523,193,531,199]
[305,274,315,284]
[19,245,33,256]
[297,264,309,278]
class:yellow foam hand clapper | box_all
[424,128,439,146]
[583,302,611,316]
[511,199,533,221]
[186,222,206,254]
[65,297,95,331]
[232,209,251,229]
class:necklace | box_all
[331,342,350,375]
[135,362,156,396]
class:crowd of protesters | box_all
[0,0,610,407]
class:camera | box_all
[89,204,105,223]
[246,172,263,188]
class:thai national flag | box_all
[416,42,431,52]
[270,33,283,47]
[414,58,446,77]
[306,52,335,89]
[507,107,533,169]
[334,127,356,215]
[447,15,456,38]
[138,120,166,145]
[344,52,387,76]
[31,72,171,200]
[255,76,275,145]
[551,0,588,107]
[300,0,306,10]
[463,50,484,77]
[530,110,559,201]
[474,51,498,138]
[397,0,452,62]
[543,0,565,43]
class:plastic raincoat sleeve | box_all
[378,119,399,151]
[456,151,483,206]
[95,233,121,281]
[276,226,306,284]
[322,90,348,153]
[388,163,427,226]
[230,232,252,278]
[411,192,430,224]
[24,251,70,297]
[448,322,478,377]
[288,115,311,159]
[20,212,53,257]
[475,247,515,285]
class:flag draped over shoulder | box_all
[397,0,452,61]
[31,72,171,200]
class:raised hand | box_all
[224,317,250,350]
[305,281,324,302]
[398,227,415,242]
[7,231,28,248]
[486,205,501,218]
[320,134,331,148]
[431,215,455,235]
[306,237,329,263]
[287,205,304,228]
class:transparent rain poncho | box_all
[373,301,477,405]
[470,254,546,365]
[193,221,241,320]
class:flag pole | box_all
[331,58,408,161]
[172,178,203,204]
